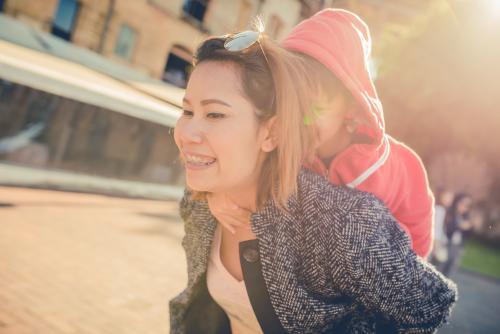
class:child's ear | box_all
[345,121,357,134]
[261,116,278,152]
[344,114,358,134]
[343,99,361,133]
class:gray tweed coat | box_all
[169,169,457,334]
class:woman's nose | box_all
[178,119,204,144]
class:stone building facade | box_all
[0,0,437,190]
[2,0,305,87]
[2,0,434,87]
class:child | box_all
[282,9,434,257]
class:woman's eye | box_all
[207,112,226,119]
[182,110,193,117]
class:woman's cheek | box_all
[173,123,183,149]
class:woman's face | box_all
[174,61,271,194]
[440,191,454,207]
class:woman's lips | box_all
[183,152,217,170]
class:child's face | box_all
[312,93,351,159]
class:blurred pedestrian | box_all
[442,193,473,277]
[431,189,454,271]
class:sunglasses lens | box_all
[224,31,260,51]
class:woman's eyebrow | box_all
[200,99,232,107]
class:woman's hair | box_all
[450,193,471,215]
[190,34,317,209]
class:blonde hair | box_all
[190,34,317,209]
[297,53,352,99]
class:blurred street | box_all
[1,186,499,333]
[439,270,500,334]
[0,187,186,334]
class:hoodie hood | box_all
[282,8,385,145]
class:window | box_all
[0,80,184,185]
[51,0,80,41]
[182,0,209,23]
[114,24,137,61]
[163,45,192,88]
[0,0,5,12]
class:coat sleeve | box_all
[169,189,194,334]
[330,194,457,334]
[179,189,194,222]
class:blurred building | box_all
[0,0,306,88]
[0,12,185,197]
[1,0,435,88]
[0,0,437,198]
[0,0,309,198]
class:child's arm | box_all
[392,142,435,258]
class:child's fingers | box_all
[217,213,249,228]
[209,201,250,222]
[219,220,236,235]
[207,193,253,232]
[218,210,250,224]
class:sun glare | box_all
[487,0,500,18]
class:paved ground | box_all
[1,186,499,333]
[438,270,500,334]
[0,186,186,334]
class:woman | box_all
[170,31,456,333]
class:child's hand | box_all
[207,193,252,234]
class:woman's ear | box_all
[260,116,278,152]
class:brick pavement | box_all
[2,187,500,333]
[0,187,187,334]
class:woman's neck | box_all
[223,184,259,212]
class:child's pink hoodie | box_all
[282,9,434,257]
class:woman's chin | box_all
[186,178,213,193]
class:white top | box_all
[434,205,447,242]
[207,225,264,334]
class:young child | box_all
[208,8,434,258]
[282,8,434,257]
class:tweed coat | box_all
[169,169,457,333]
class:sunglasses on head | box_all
[223,30,270,65]
[224,30,261,51]
[222,30,275,111]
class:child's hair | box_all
[295,52,353,104]
[190,34,317,209]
